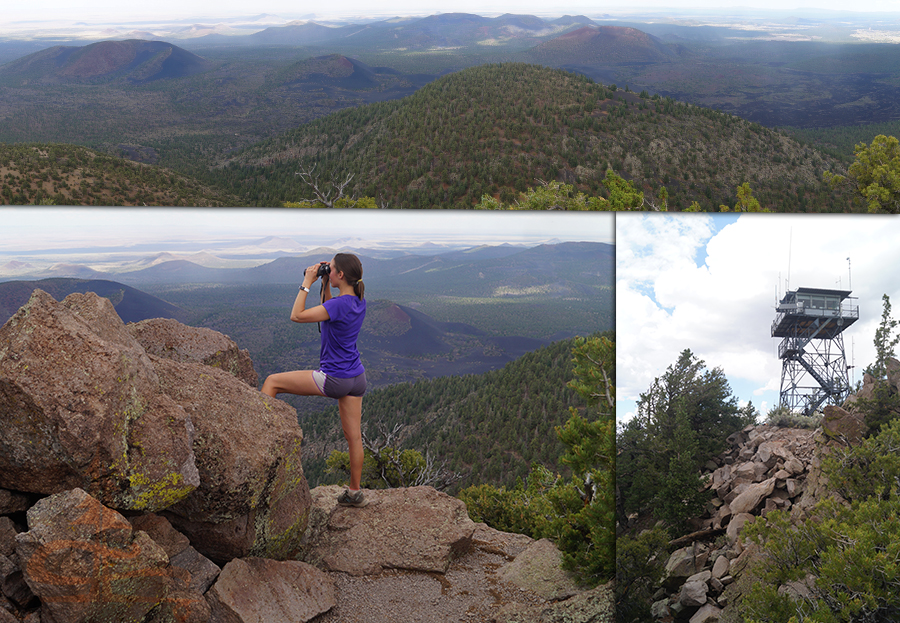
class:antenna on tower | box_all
[847,257,851,290]
[786,229,792,292]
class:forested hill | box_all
[302,335,595,492]
[211,63,849,211]
[0,143,244,206]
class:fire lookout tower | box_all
[771,287,859,415]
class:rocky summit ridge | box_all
[648,365,895,623]
[0,289,611,623]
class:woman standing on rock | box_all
[262,253,368,508]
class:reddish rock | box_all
[301,486,475,576]
[822,405,867,443]
[15,489,170,623]
[130,513,191,559]
[0,290,199,512]
[206,557,335,623]
[128,318,257,387]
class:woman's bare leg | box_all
[338,395,364,490]
[261,370,324,398]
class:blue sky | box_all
[616,214,900,426]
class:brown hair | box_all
[333,253,364,299]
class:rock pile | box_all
[0,289,612,623]
[650,368,891,623]
[652,424,818,622]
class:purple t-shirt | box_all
[320,295,366,378]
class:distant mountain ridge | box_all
[0,40,213,85]
[184,12,598,51]
[0,278,189,325]
[530,25,678,64]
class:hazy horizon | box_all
[0,207,613,278]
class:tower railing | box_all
[771,301,859,336]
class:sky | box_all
[616,213,900,426]
[0,207,613,254]
[4,0,899,23]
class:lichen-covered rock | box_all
[15,489,170,623]
[155,357,310,564]
[301,485,475,576]
[128,318,257,387]
[0,290,198,512]
[206,557,335,623]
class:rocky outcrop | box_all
[301,485,475,576]
[651,369,896,622]
[127,318,257,387]
[0,289,199,511]
[0,288,613,623]
[652,423,817,622]
[0,290,310,564]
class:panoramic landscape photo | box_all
[1,0,899,210]
[0,206,616,621]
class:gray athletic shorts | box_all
[312,369,367,398]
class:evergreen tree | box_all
[825,134,900,213]
[617,349,755,529]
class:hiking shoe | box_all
[337,489,369,508]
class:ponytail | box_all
[333,253,364,300]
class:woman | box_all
[262,252,368,508]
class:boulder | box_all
[14,489,170,623]
[498,538,582,601]
[822,405,867,443]
[663,545,709,590]
[0,490,30,515]
[690,603,722,623]
[729,477,776,515]
[206,557,335,623]
[679,580,708,607]
[155,356,311,564]
[128,318,257,387]
[301,485,475,576]
[711,555,730,580]
[0,290,199,512]
[726,513,755,546]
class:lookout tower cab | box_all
[771,287,859,415]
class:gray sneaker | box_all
[337,489,369,508]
